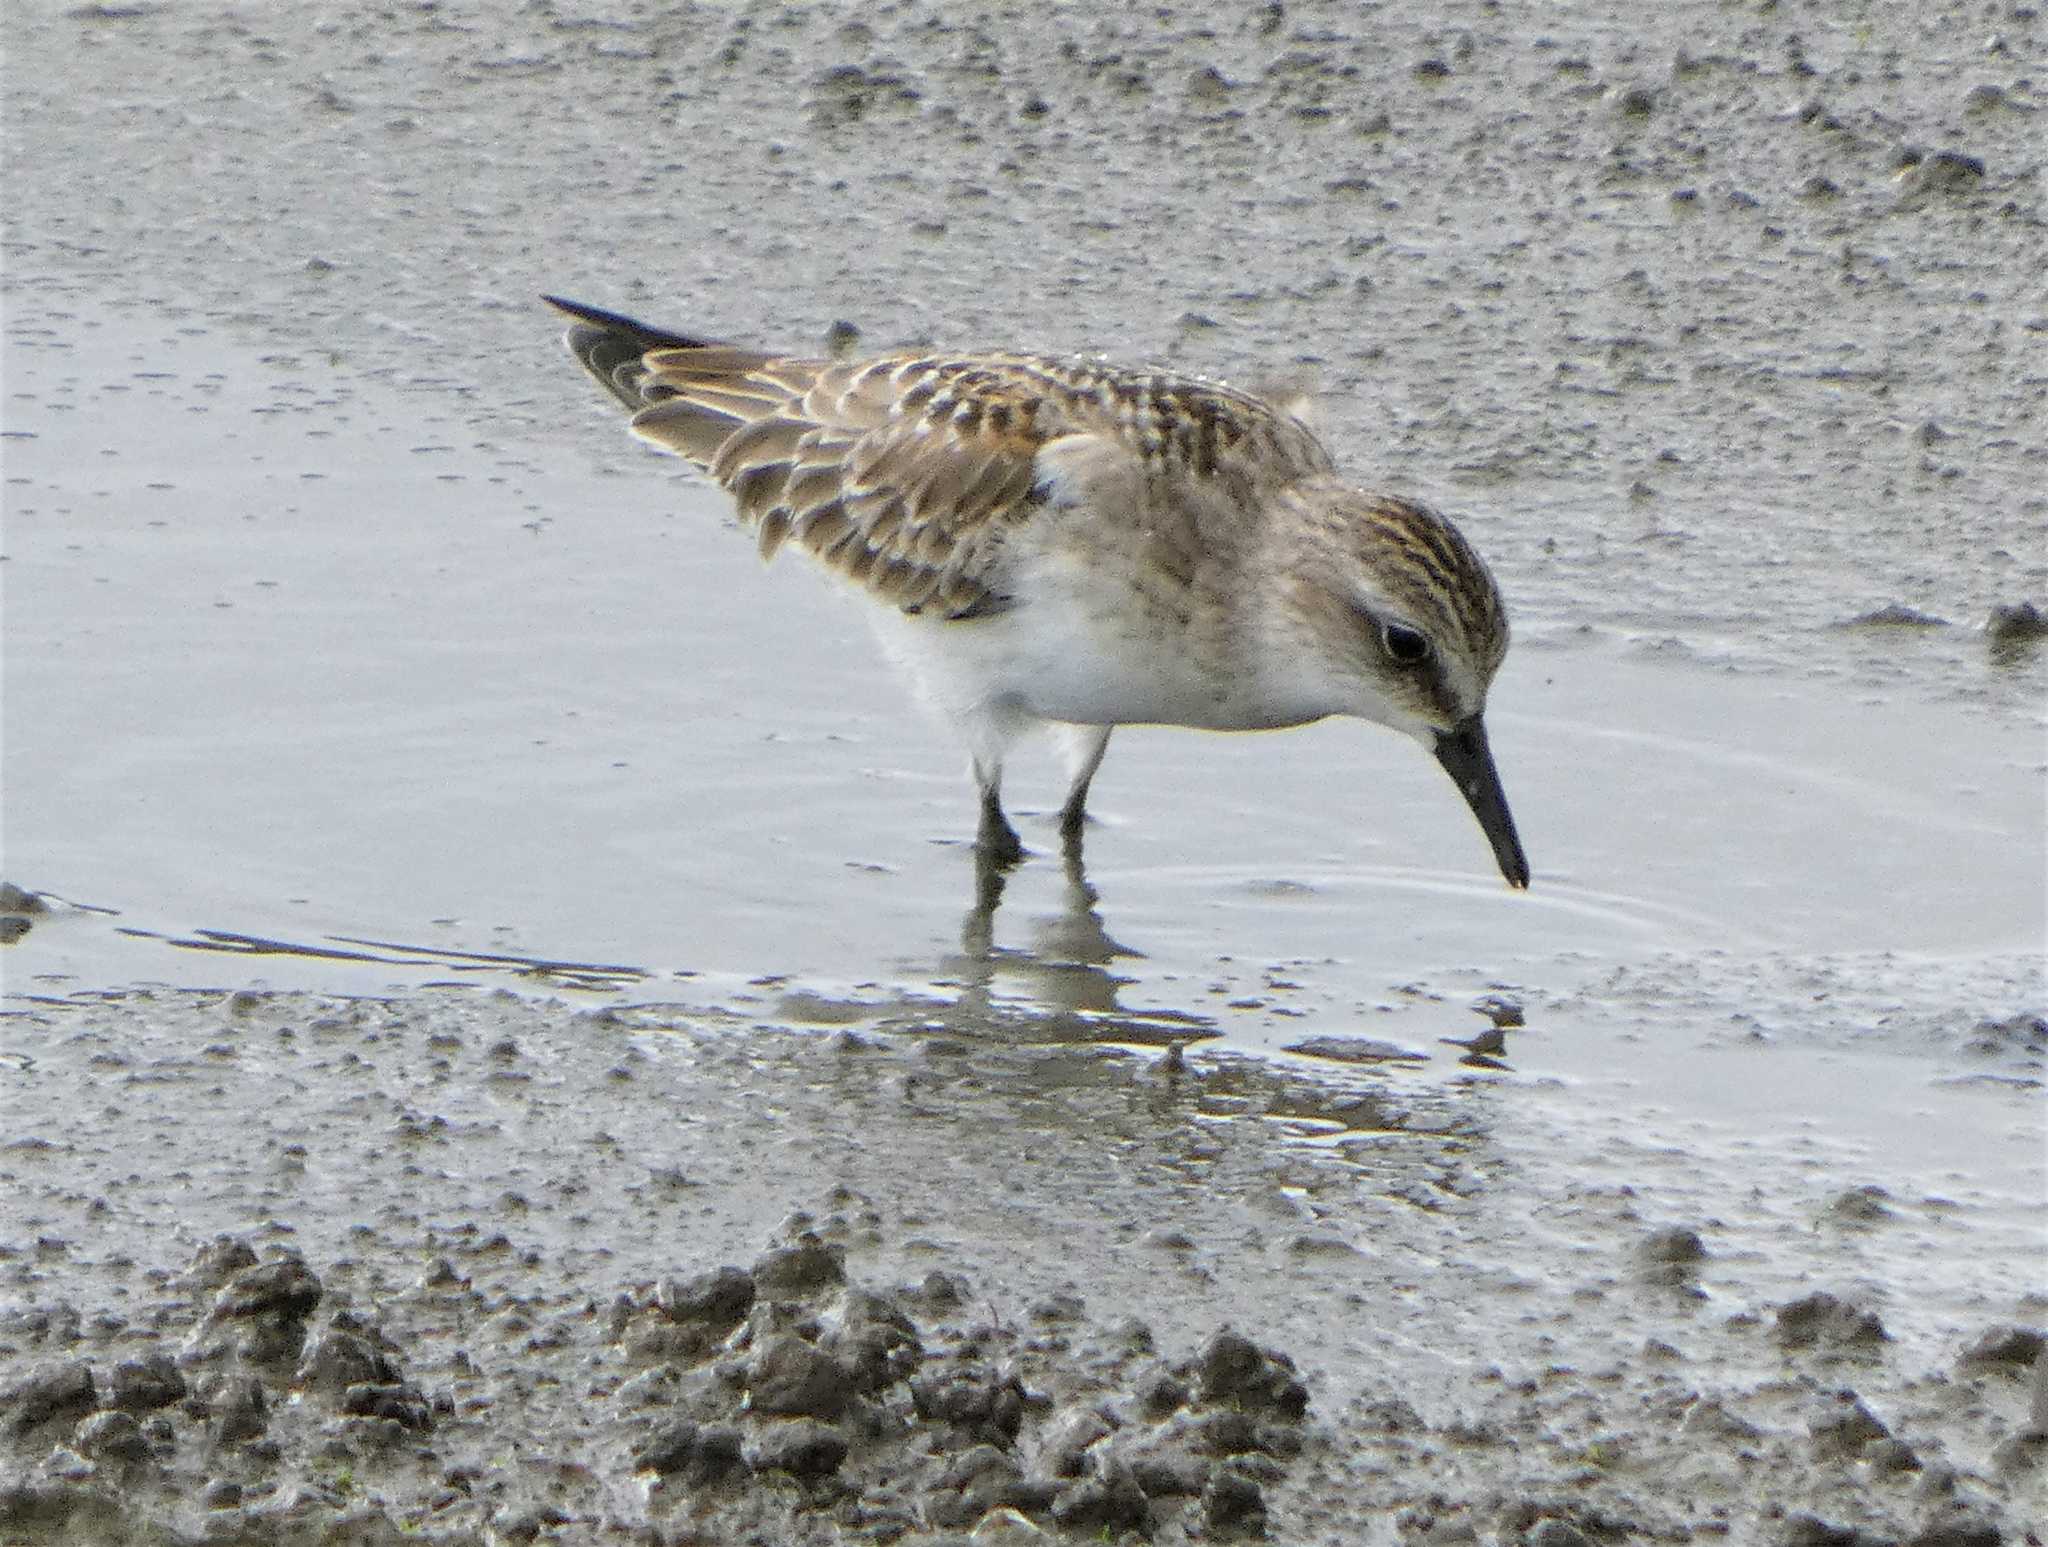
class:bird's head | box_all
[1266,482,1530,889]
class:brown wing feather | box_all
[549,296,1336,621]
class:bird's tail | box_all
[542,294,722,412]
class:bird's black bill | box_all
[1433,715,1531,890]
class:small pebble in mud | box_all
[1284,1035,1428,1064]
[1834,602,1950,629]
[1442,1026,1510,1061]
[1475,995,1525,1028]
[200,1478,243,1509]
[1825,1184,1897,1226]
[1611,83,1658,116]
[0,881,49,914]
[1635,1224,1708,1291]
[1986,601,2048,645]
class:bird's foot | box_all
[976,810,1026,870]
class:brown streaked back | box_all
[547,296,1336,622]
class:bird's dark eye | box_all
[1381,622,1432,665]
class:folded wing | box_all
[548,296,1333,621]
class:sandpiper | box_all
[547,295,1530,887]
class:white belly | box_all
[865,563,1318,736]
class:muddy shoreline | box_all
[3,990,2042,1544]
[4,0,2044,1540]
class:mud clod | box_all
[1035,1403,1114,1478]
[1808,1390,1891,1457]
[1781,1513,1888,1547]
[105,1353,185,1414]
[752,1236,848,1299]
[911,1364,1031,1444]
[1193,1330,1308,1415]
[1905,1513,2003,1547]
[823,1286,922,1391]
[194,1251,323,1365]
[339,1380,433,1430]
[745,1417,849,1478]
[1986,602,2048,646]
[295,1321,401,1394]
[1,835,2039,1540]
[1775,1292,1890,1351]
[746,1332,858,1420]
[1954,1325,2043,1375]
[203,1372,268,1444]
[657,1263,757,1327]
[1050,1454,1149,1532]
[1,1361,95,1434]
[70,1409,149,1463]
[1202,1463,1268,1535]
[1525,1520,1593,1547]
[199,1477,243,1509]
[1635,1224,1708,1287]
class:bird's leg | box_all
[973,757,1025,868]
[1055,724,1114,848]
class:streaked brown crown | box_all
[1348,492,1510,679]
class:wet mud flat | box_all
[2,990,2041,1546]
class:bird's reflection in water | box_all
[921,835,1214,1049]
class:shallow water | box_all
[6,297,2040,1209]
[7,298,2037,986]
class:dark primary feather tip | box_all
[539,294,712,353]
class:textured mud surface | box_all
[3,991,2044,1544]
[3,0,2045,1543]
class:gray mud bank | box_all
[3,992,2042,1545]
